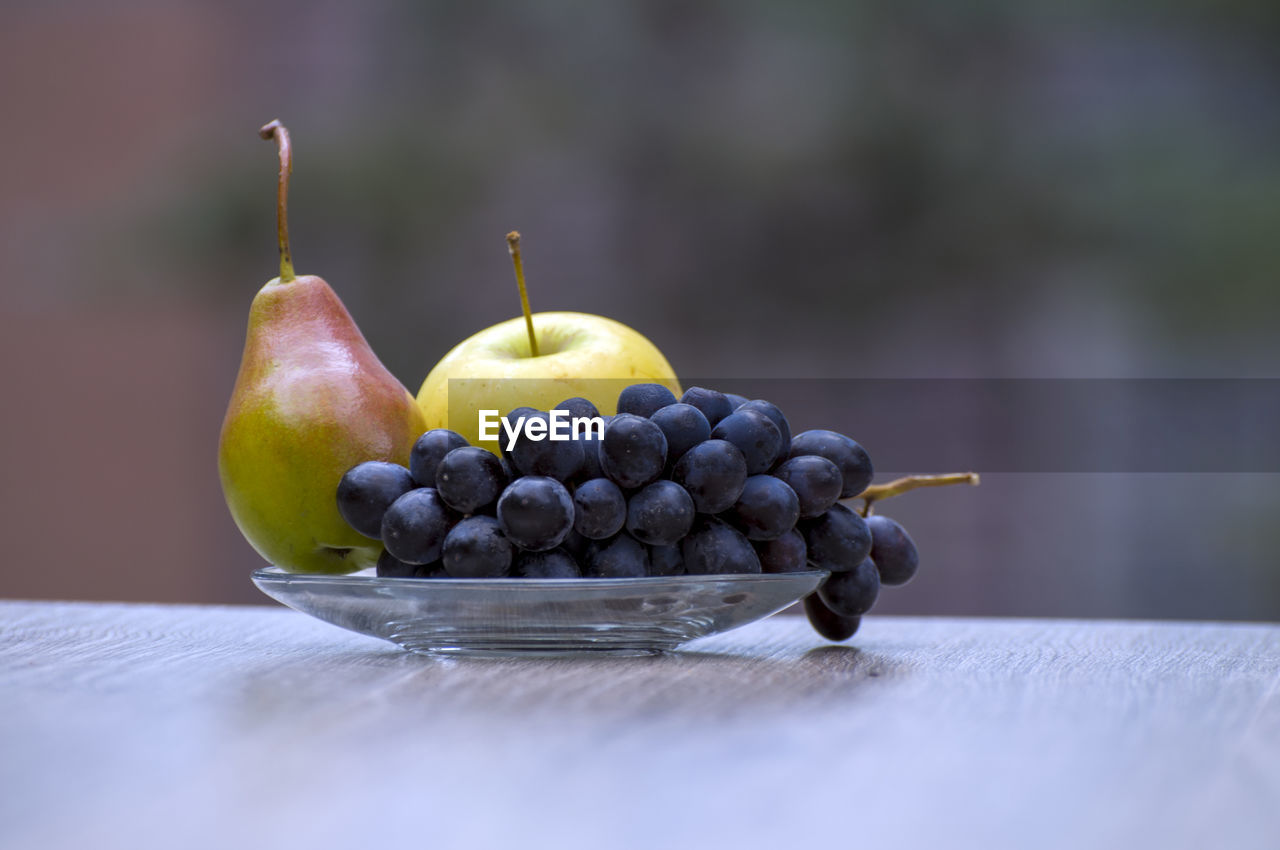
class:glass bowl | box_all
[252,566,827,657]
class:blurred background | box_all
[2,0,1277,619]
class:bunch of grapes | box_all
[336,384,931,642]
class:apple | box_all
[417,310,680,451]
[419,233,680,452]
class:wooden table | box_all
[2,600,1276,850]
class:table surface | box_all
[1,600,1277,850]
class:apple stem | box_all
[506,231,539,357]
[259,120,295,283]
[856,472,980,516]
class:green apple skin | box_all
[417,311,680,452]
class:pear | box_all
[219,120,426,574]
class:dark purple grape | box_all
[585,533,649,578]
[617,383,677,418]
[598,413,667,489]
[670,439,748,514]
[499,407,540,462]
[509,411,583,481]
[726,475,800,541]
[563,407,607,482]
[803,593,861,641]
[772,455,843,518]
[496,476,575,551]
[435,446,507,514]
[650,403,711,469]
[818,557,880,616]
[724,392,750,410]
[515,548,581,578]
[799,503,872,572]
[381,488,455,565]
[626,480,695,546]
[337,461,417,539]
[753,528,808,574]
[681,517,761,575]
[573,431,605,482]
[376,548,436,578]
[442,516,513,578]
[680,387,735,428]
[736,400,791,460]
[561,528,592,562]
[866,515,920,586]
[409,429,469,487]
[566,407,606,483]
[710,409,783,475]
[573,477,627,540]
[555,396,600,420]
[648,544,685,577]
[788,430,874,498]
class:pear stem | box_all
[259,120,295,283]
[506,231,539,357]
[856,472,980,516]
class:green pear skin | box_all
[219,274,427,574]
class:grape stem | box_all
[258,120,295,283]
[506,231,539,357]
[855,473,980,516]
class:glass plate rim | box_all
[252,564,829,590]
